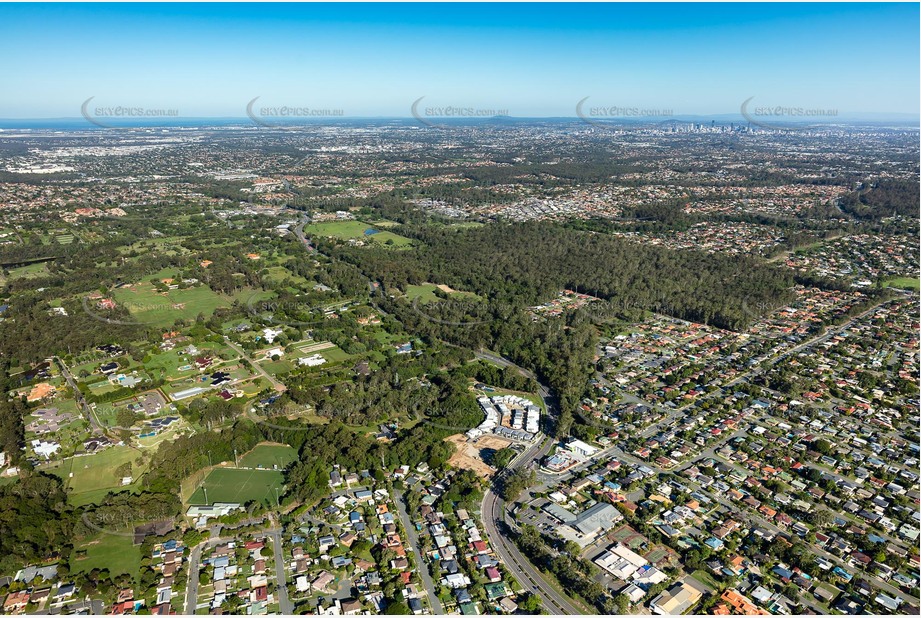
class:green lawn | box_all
[239,377,273,396]
[143,341,238,381]
[259,358,295,376]
[142,349,197,381]
[116,236,189,258]
[285,341,352,365]
[691,569,720,592]
[188,467,285,506]
[882,276,920,291]
[237,443,298,470]
[317,345,352,363]
[74,533,143,581]
[304,220,412,247]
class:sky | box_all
[0,2,918,120]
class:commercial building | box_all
[566,438,599,458]
[650,579,703,615]
[557,502,623,548]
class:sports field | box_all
[47,445,146,498]
[304,220,412,246]
[238,443,298,469]
[188,467,285,505]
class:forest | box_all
[838,179,920,221]
[335,221,795,332]
[321,220,798,437]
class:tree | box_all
[518,592,543,614]
[383,601,410,614]
[563,541,582,557]
[221,594,244,614]
[500,468,536,502]
[492,447,516,470]
[113,461,133,480]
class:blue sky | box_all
[0,2,917,119]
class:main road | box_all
[475,350,586,615]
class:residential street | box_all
[267,526,294,614]
[393,489,444,614]
[224,338,287,392]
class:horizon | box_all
[1,110,918,131]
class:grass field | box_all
[47,445,146,500]
[6,261,49,279]
[882,276,920,291]
[259,342,351,374]
[188,467,285,506]
[142,349,198,382]
[112,282,232,327]
[238,443,298,469]
[116,236,190,259]
[74,533,143,581]
[305,220,412,247]
[405,282,480,303]
[405,283,441,303]
[263,265,310,286]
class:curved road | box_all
[475,350,585,615]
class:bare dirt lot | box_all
[446,433,513,478]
